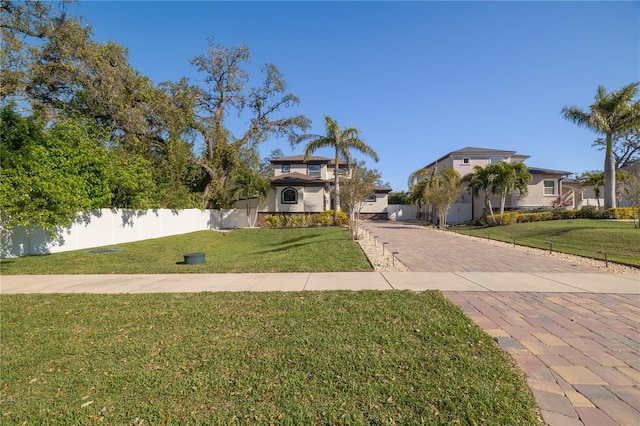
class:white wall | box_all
[1,208,248,258]
[387,204,418,221]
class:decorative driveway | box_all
[360,221,639,425]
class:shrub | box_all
[288,214,309,228]
[264,214,284,228]
[538,211,554,221]
[317,210,335,226]
[605,207,638,220]
[578,206,602,219]
[560,209,578,219]
[335,210,349,226]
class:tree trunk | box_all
[484,192,496,225]
[604,134,616,210]
[334,150,340,221]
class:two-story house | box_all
[417,147,572,223]
[236,155,391,225]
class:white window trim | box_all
[543,180,556,196]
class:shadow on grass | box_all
[268,233,323,247]
[253,241,316,254]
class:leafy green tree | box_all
[339,161,381,239]
[593,127,640,169]
[107,148,158,209]
[1,0,71,101]
[296,115,379,220]
[0,106,111,233]
[388,191,412,205]
[189,40,310,208]
[259,148,284,178]
[562,83,640,209]
[579,170,605,209]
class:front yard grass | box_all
[0,227,372,274]
[0,291,541,425]
[452,219,640,267]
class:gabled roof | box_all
[270,172,328,186]
[271,155,331,164]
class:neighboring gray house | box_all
[417,147,572,223]
[236,155,391,225]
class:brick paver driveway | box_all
[360,221,640,426]
[359,221,599,272]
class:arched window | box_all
[281,187,298,204]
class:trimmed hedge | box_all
[264,210,349,228]
[480,206,639,227]
[605,207,639,220]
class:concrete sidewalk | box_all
[1,271,638,294]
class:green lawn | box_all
[0,291,541,425]
[452,219,640,267]
[0,227,372,274]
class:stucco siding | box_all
[360,193,389,214]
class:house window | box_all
[364,195,376,202]
[281,187,298,204]
[462,158,470,165]
[282,164,290,173]
[543,180,556,196]
[308,164,320,178]
[337,165,348,175]
[490,157,503,163]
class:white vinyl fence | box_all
[387,204,418,221]
[1,208,249,258]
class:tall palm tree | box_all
[491,161,531,218]
[461,164,499,224]
[579,171,604,209]
[295,115,378,219]
[562,83,640,209]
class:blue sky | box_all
[69,1,639,192]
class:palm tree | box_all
[295,115,378,220]
[421,168,463,229]
[562,83,640,209]
[491,161,531,218]
[232,168,270,227]
[461,164,499,224]
[579,171,605,209]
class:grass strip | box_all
[453,219,640,266]
[0,291,541,425]
[0,227,372,274]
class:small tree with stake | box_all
[339,161,381,240]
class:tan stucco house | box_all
[418,147,573,223]
[236,155,391,225]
